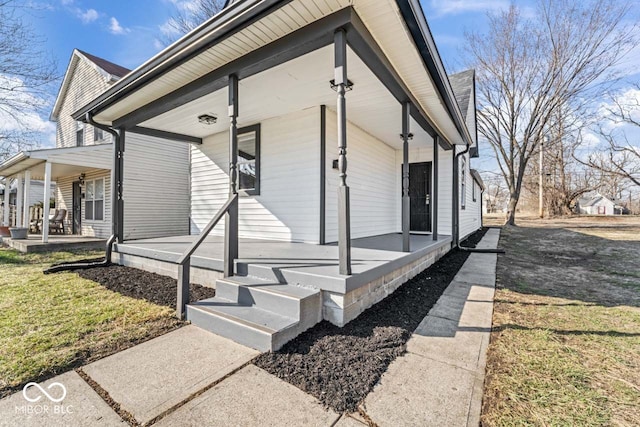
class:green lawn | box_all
[0,247,181,398]
[482,216,640,426]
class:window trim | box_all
[472,181,477,202]
[84,177,105,222]
[237,124,261,197]
[76,121,84,147]
[93,126,105,143]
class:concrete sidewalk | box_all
[0,229,500,427]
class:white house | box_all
[0,50,191,242]
[67,0,484,351]
[577,194,622,215]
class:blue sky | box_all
[17,0,640,176]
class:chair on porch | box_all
[49,209,67,235]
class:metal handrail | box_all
[177,194,238,265]
[176,194,238,318]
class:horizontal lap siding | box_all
[459,151,481,239]
[123,134,190,240]
[81,170,111,238]
[191,108,320,242]
[325,110,397,242]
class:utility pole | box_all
[539,140,544,218]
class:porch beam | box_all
[401,102,411,252]
[15,173,23,228]
[42,162,52,243]
[432,136,439,240]
[3,178,10,226]
[114,128,125,243]
[129,126,203,144]
[112,8,352,129]
[335,28,352,276]
[344,13,453,148]
[224,74,239,277]
[22,170,31,228]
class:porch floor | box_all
[1,235,106,253]
[115,233,452,293]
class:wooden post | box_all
[432,136,439,240]
[2,178,10,226]
[225,74,239,277]
[177,259,190,319]
[401,102,411,252]
[22,170,31,228]
[42,163,52,243]
[335,29,351,275]
[15,174,23,228]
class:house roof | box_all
[50,49,131,121]
[77,50,131,78]
[448,69,474,119]
[71,0,474,147]
[470,169,485,190]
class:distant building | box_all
[576,194,625,215]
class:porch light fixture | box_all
[197,114,218,125]
[399,133,414,140]
[78,173,86,186]
[329,79,354,92]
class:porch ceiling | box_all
[139,45,432,149]
[77,0,467,146]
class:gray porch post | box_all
[15,173,23,227]
[401,102,411,252]
[224,73,239,277]
[432,136,439,240]
[42,162,52,243]
[2,178,10,226]
[334,29,351,275]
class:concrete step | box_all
[186,298,299,352]
[215,276,320,319]
[235,262,345,290]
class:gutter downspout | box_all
[44,114,121,273]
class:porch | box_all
[2,235,106,253]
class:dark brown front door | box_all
[409,162,431,232]
[72,181,82,234]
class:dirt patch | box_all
[254,228,488,413]
[77,265,216,309]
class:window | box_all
[94,126,105,143]
[76,121,84,146]
[472,181,477,202]
[85,178,105,221]
[461,157,466,209]
[237,124,260,195]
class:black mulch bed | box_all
[254,227,488,413]
[76,265,216,309]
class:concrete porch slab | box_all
[81,326,259,425]
[2,235,106,253]
[0,371,124,427]
[154,365,340,427]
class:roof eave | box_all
[395,0,474,146]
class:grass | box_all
[481,216,640,426]
[0,247,181,398]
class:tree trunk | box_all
[505,194,519,225]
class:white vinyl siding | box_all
[325,109,397,242]
[122,133,191,240]
[459,151,481,240]
[190,107,320,242]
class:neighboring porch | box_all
[2,234,106,253]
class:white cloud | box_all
[60,0,73,5]
[428,0,509,16]
[159,19,180,37]
[77,8,98,24]
[109,17,129,35]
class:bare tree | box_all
[465,0,636,225]
[161,0,225,45]
[482,173,509,213]
[0,1,58,160]
[580,83,640,186]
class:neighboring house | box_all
[577,194,623,215]
[0,50,190,240]
[70,0,485,351]
[0,180,56,209]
